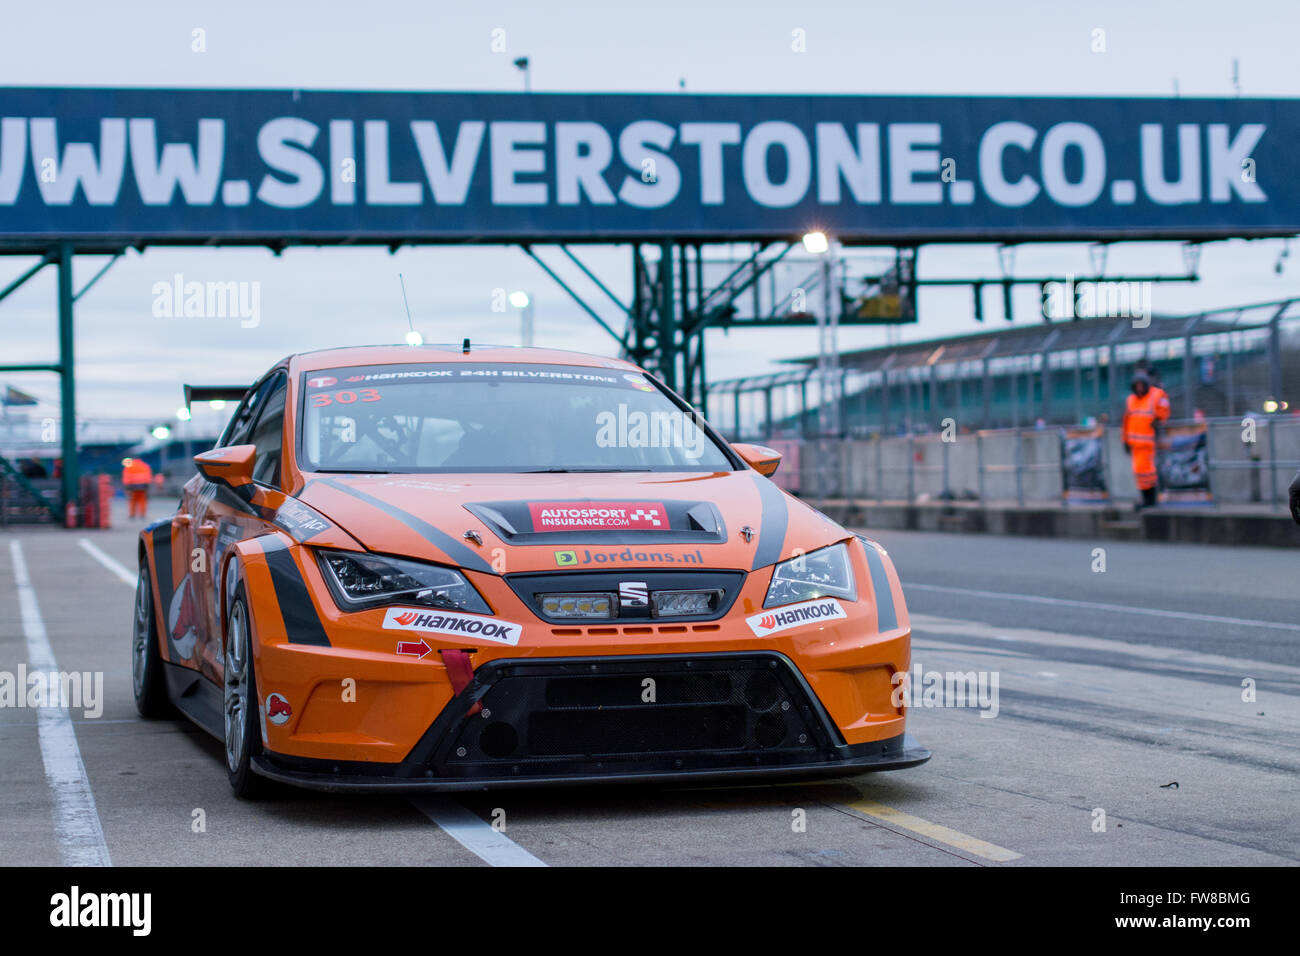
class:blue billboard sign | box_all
[0,88,1295,247]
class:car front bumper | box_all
[250,651,930,792]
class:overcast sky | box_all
[3,0,1299,432]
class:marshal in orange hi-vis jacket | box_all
[121,457,153,519]
[134,346,929,796]
[1122,372,1171,508]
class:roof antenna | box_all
[399,273,422,346]
[462,337,471,354]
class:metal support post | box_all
[58,242,78,518]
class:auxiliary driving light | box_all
[539,592,615,619]
[651,589,723,617]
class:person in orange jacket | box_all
[1122,371,1170,510]
[121,457,154,519]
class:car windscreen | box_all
[298,363,735,473]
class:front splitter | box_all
[250,733,931,793]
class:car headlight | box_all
[316,549,491,613]
[763,541,856,609]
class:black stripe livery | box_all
[149,520,175,618]
[749,473,789,570]
[856,534,899,631]
[214,481,275,521]
[316,478,493,573]
[260,536,332,647]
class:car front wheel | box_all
[223,588,268,798]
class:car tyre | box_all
[223,586,270,799]
[132,559,171,718]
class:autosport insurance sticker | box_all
[381,607,523,645]
[746,598,847,637]
[530,501,669,531]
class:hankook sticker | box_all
[381,607,523,645]
[746,598,846,636]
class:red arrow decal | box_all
[396,639,432,659]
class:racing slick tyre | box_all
[223,587,270,799]
[132,559,171,718]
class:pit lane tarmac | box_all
[2,516,1296,867]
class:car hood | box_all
[296,470,848,574]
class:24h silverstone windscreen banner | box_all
[0,88,1298,246]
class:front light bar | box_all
[651,589,723,617]
[539,592,616,619]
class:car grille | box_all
[425,653,841,779]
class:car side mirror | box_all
[194,444,257,489]
[731,442,782,477]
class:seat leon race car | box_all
[133,344,929,796]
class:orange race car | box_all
[133,343,929,796]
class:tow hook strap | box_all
[440,649,482,716]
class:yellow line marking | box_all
[840,795,1023,862]
[677,779,1022,862]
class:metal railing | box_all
[0,456,60,524]
[712,298,1300,443]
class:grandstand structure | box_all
[708,298,1300,439]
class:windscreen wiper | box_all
[520,467,623,473]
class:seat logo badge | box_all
[741,526,755,542]
[619,581,649,607]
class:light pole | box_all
[802,232,840,437]
[802,230,841,502]
[513,57,531,93]
[175,408,192,475]
[509,290,534,347]
[151,423,171,480]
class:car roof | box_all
[285,344,643,375]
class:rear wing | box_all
[183,384,250,411]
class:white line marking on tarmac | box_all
[906,582,1300,632]
[411,797,547,867]
[78,533,546,868]
[78,538,135,587]
[9,540,113,867]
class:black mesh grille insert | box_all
[530,705,746,755]
[428,653,842,780]
[545,672,732,708]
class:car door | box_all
[176,374,276,680]
[200,370,289,677]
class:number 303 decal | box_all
[312,389,382,407]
